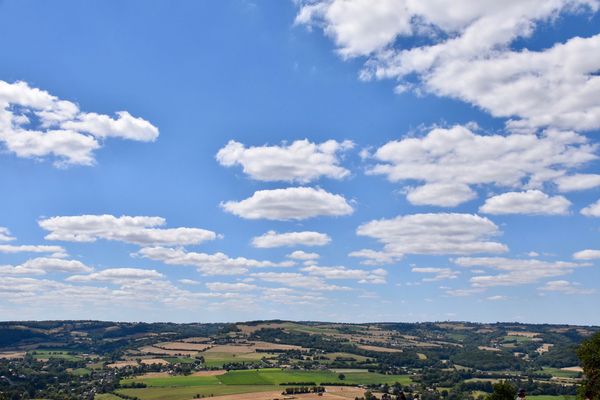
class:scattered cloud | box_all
[296,1,600,132]
[251,272,350,291]
[487,295,509,301]
[136,246,294,276]
[0,227,15,242]
[368,126,596,206]
[302,265,387,284]
[406,182,476,207]
[251,230,331,248]
[479,190,571,215]
[287,250,320,260]
[0,257,93,275]
[0,80,158,166]
[66,267,164,283]
[555,174,600,192]
[539,280,596,295]
[455,257,589,287]
[581,199,600,216]
[221,187,353,220]
[411,267,460,281]
[352,213,507,265]
[0,244,67,257]
[216,139,353,182]
[206,282,257,291]
[39,214,217,246]
[573,249,600,260]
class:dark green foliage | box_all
[486,381,516,400]
[577,331,600,400]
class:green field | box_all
[502,335,534,343]
[117,385,279,400]
[119,368,411,400]
[540,367,581,378]
[202,352,275,367]
[122,368,412,387]
[322,352,370,362]
[29,350,82,361]
[163,356,197,364]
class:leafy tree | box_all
[487,381,516,400]
[577,332,600,400]
[338,373,346,381]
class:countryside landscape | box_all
[1,320,598,400]
[2,1,600,400]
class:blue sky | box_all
[1,0,600,324]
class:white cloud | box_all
[487,295,509,301]
[66,267,164,283]
[252,230,331,248]
[445,288,485,297]
[302,265,387,284]
[0,244,67,258]
[221,187,353,220]
[136,246,294,276]
[555,174,600,192]
[352,213,507,265]
[206,282,257,291]
[216,139,353,183]
[0,257,92,275]
[251,271,349,291]
[39,214,217,246]
[454,257,589,287]
[0,227,15,242]
[411,267,460,281]
[348,249,398,266]
[0,80,158,166]
[539,280,596,295]
[581,199,600,216]
[369,126,597,206]
[406,183,476,207]
[296,1,600,132]
[287,250,320,260]
[573,249,600,260]
[178,279,201,285]
[479,190,571,215]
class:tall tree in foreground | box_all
[578,331,600,400]
[486,381,516,400]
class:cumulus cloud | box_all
[0,244,67,258]
[66,267,164,283]
[411,267,460,281]
[251,271,349,291]
[455,257,589,287]
[302,265,387,284]
[0,257,93,275]
[206,282,257,291]
[0,80,158,166]
[406,183,476,207]
[479,190,571,215]
[296,1,600,132]
[369,126,597,206]
[539,280,596,295]
[0,227,15,242]
[39,214,217,246]
[136,246,294,276]
[287,250,320,260]
[487,295,509,301]
[581,199,600,216]
[216,139,353,182]
[352,213,507,265]
[251,230,331,248]
[573,249,600,260]
[555,174,600,192]
[221,187,353,220]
